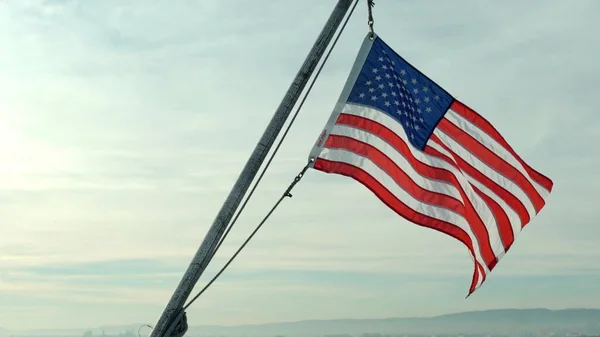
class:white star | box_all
[415,98,421,104]
[366,80,372,86]
[424,96,430,103]
[417,108,422,114]
[426,107,432,113]
[411,133,415,140]
[434,95,440,100]
[382,92,388,98]
[419,117,425,123]
[385,73,391,79]
[382,65,388,70]
[359,93,365,98]
[369,88,375,93]
[378,84,385,89]
[400,69,407,76]
[413,88,419,94]
[378,57,384,62]
[411,78,417,85]
[372,68,378,73]
[391,91,397,96]
[388,82,394,88]
[423,87,429,92]
[414,125,420,131]
[371,95,378,101]
[402,79,408,85]
[375,75,382,81]
[394,100,400,105]
[384,101,391,107]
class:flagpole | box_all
[148,1,355,337]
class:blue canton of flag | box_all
[347,38,453,151]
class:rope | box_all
[140,1,361,336]
[182,0,361,310]
[154,159,311,337]
[199,0,361,273]
[183,159,312,310]
[180,0,361,311]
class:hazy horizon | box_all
[1,0,599,332]
[4,308,600,335]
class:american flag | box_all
[308,34,553,295]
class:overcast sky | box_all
[1,0,599,331]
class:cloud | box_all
[1,0,599,331]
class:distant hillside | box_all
[185,308,600,336]
[5,309,600,336]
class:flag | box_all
[308,34,554,295]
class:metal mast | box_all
[149,1,355,337]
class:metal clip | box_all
[367,0,375,40]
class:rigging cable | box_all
[182,0,361,310]
[200,0,363,271]
[140,1,362,336]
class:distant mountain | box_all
[184,309,600,336]
[5,309,600,336]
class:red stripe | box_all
[337,115,458,187]
[314,158,483,295]
[324,135,465,214]
[332,114,498,270]
[437,118,546,213]
[450,101,554,193]
[426,134,531,227]
[471,184,514,254]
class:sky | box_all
[1,0,599,331]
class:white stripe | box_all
[329,123,508,261]
[467,174,523,239]
[329,125,463,202]
[425,138,525,237]
[336,104,506,259]
[431,128,538,219]
[317,147,490,277]
[423,138,521,249]
[445,109,551,199]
